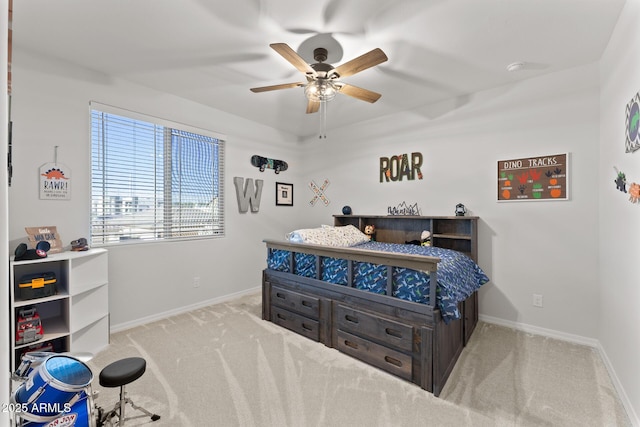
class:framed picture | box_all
[276,182,293,206]
[497,153,569,202]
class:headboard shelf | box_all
[333,214,478,262]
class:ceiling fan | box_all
[250,43,388,114]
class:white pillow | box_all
[333,225,370,246]
[286,225,369,247]
[286,228,320,243]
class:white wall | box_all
[9,50,308,327]
[599,0,640,423]
[300,63,601,341]
[1,0,10,422]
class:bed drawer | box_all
[336,330,413,381]
[271,306,320,341]
[335,304,414,352]
[271,286,320,319]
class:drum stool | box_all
[98,357,160,426]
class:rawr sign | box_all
[40,162,71,200]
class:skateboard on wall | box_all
[251,155,288,174]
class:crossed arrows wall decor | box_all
[309,179,330,207]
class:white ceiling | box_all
[12,0,626,140]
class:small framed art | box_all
[276,182,293,206]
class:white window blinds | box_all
[90,106,225,245]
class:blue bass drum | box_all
[14,355,93,419]
[13,352,56,381]
[17,393,96,427]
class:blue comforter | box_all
[266,242,489,323]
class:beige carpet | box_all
[86,292,630,427]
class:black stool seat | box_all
[97,356,160,425]
[100,357,146,388]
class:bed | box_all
[262,217,489,396]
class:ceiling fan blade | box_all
[270,43,317,77]
[332,48,388,78]
[306,99,320,114]
[338,84,382,103]
[250,82,304,93]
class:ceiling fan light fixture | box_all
[304,79,339,102]
[250,42,388,139]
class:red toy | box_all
[16,307,44,345]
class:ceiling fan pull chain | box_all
[319,100,328,139]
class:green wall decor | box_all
[625,92,640,153]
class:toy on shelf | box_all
[16,307,44,345]
[71,237,89,251]
[406,230,431,246]
[18,272,57,300]
[364,224,376,241]
[14,241,51,261]
[420,230,432,246]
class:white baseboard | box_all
[110,286,261,334]
[479,314,599,347]
[479,314,639,427]
[595,341,640,427]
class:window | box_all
[90,104,224,245]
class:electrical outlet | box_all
[193,277,200,288]
[533,294,543,308]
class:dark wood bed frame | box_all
[262,215,480,396]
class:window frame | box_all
[89,102,226,246]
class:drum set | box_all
[10,351,104,427]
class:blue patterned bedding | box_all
[266,242,489,323]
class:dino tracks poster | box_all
[497,153,569,201]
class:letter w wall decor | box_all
[234,177,263,213]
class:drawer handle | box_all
[276,313,287,321]
[344,340,358,350]
[385,328,403,339]
[302,300,313,308]
[302,323,313,331]
[345,314,359,324]
[275,292,287,300]
[384,356,402,367]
